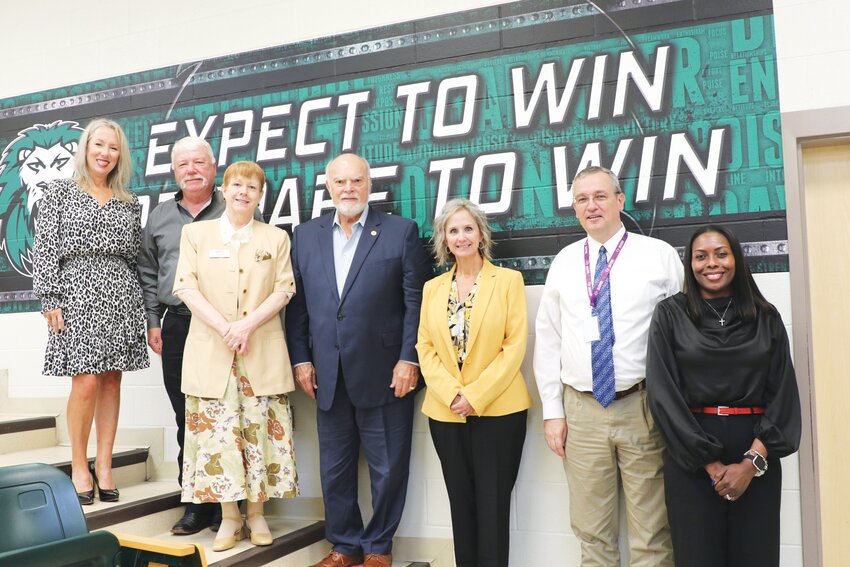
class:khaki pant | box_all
[563,386,673,567]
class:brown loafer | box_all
[310,550,363,567]
[357,553,392,567]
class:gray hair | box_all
[324,153,372,191]
[574,165,622,194]
[171,136,216,166]
[73,118,133,203]
[432,199,493,267]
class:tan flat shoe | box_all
[211,519,245,552]
[249,529,273,546]
[246,513,273,546]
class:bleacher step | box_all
[0,413,57,454]
[210,521,325,567]
[0,443,147,469]
[105,508,325,566]
[0,444,149,487]
[86,481,181,530]
[0,416,441,565]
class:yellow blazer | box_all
[416,259,532,422]
[173,219,296,398]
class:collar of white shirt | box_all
[332,205,369,234]
[587,223,627,258]
[219,214,253,246]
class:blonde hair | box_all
[223,161,266,188]
[431,199,493,266]
[73,118,133,203]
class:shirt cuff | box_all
[541,398,566,420]
[399,359,420,367]
[146,310,163,330]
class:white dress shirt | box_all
[534,224,684,420]
[332,206,369,296]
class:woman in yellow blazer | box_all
[173,161,297,552]
[417,199,532,567]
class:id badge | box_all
[583,316,600,342]
[209,248,231,259]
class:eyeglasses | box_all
[573,191,621,208]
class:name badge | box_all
[583,316,600,342]
[209,248,231,259]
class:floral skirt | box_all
[181,356,298,503]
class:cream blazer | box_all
[174,219,296,398]
[416,259,532,422]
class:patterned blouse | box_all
[448,272,480,364]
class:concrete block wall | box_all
[0,275,803,566]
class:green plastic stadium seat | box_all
[0,462,120,567]
[0,531,119,567]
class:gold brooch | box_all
[255,249,272,262]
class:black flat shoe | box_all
[171,511,214,535]
[90,466,119,503]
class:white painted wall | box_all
[0,0,506,100]
[2,0,837,564]
[774,0,850,113]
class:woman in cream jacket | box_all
[174,161,297,552]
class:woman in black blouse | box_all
[646,224,801,567]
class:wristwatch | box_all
[744,449,768,477]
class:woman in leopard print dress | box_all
[32,118,149,505]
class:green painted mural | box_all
[0,0,784,312]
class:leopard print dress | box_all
[32,179,150,376]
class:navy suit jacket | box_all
[285,208,431,411]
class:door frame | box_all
[781,105,850,567]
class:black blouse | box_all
[646,293,802,472]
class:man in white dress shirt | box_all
[534,166,683,566]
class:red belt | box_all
[691,406,765,416]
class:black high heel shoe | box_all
[90,465,120,503]
[74,473,95,506]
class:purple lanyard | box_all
[584,231,628,308]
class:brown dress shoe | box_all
[357,553,392,567]
[310,550,363,567]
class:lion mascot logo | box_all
[0,120,82,276]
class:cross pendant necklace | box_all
[704,298,733,326]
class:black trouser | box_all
[429,410,527,567]
[664,413,782,567]
[161,309,216,516]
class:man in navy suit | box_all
[285,153,430,567]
